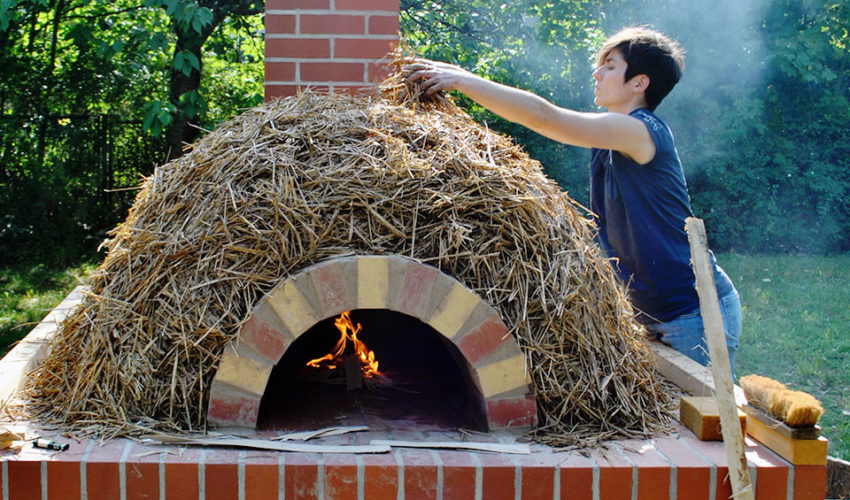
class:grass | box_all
[720,253,850,461]
[0,262,95,358]
[1,254,847,459]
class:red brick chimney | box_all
[264,0,400,99]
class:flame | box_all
[306,311,381,377]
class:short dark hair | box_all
[597,27,685,111]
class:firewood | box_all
[343,354,363,391]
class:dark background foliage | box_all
[0,0,263,266]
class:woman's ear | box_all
[632,74,650,93]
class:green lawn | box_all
[2,255,848,459]
[0,262,94,358]
[720,253,850,461]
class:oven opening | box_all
[256,309,488,431]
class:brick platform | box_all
[0,424,827,499]
[0,279,829,499]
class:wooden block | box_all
[742,404,821,439]
[0,426,25,449]
[0,427,25,442]
[679,396,746,441]
[344,354,363,391]
[745,410,828,465]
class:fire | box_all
[306,311,381,378]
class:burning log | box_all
[21,52,674,446]
[343,355,363,392]
[305,311,381,381]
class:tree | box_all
[0,0,264,154]
[144,0,262,158]
[0,0,265,264]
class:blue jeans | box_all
[645,289,742,378]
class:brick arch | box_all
[207,254,537,430]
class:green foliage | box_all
[0,0,263,133]
[668,0,850,254]
[401,0,606,199]
[402,0,850,253]
[146,0,214,35]
[200,11,264,127]
[721,253,850,460]
[0,0,264,265]
[0,115,162,265]
[174,49,201,76]
[142,100,176,136]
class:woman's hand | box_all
[403,59,472,96]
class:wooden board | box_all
[686,218,754,499]
[680,396,746,441]
[647,340,748,406]
[0,286,86,407]
[745,413,828,465]
[0,428,25,442]
[741,404,821,440]
[144,435,391,454]
[0,426,26,450]
[369,440,531,454]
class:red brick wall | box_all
[265,0,400,99]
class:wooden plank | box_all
[686,217,754,500]
[369,439,531,454]
[745,415,828,465]
[144,435,391,453]
[0,426,25,450]
[680,396,746,441]
[0,286,86,407]
[647,339,748,406]
[0,427,25,442]
[741,404,821,440]
[344,353,363,391]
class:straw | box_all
[21,51,674,447]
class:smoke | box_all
[497,1,775,203]
[598,0,772,127]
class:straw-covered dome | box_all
[24,68,673,446]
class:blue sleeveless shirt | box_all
[590,108,733,323]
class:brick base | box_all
[0,285,829,500]
[0,424,826,499]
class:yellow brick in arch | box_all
[356,256,389,309]
[477,354,529,398]
[427,281,480,339]
[267,279,319,338]
[214,349,272,397]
